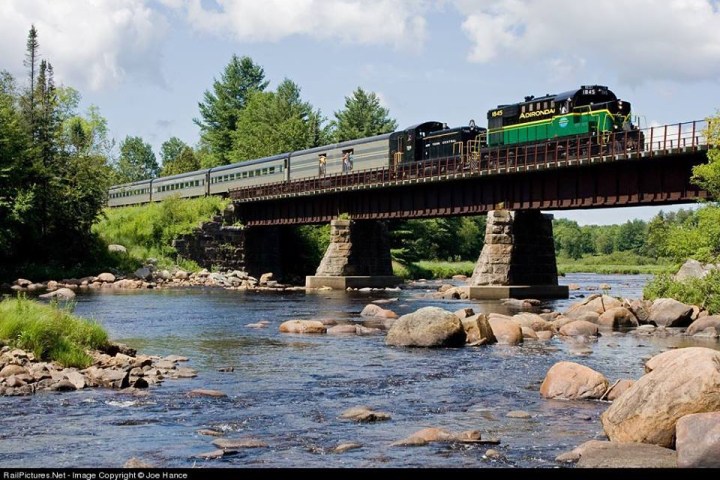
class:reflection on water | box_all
[0,273,717,468]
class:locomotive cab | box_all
[389,121,446,167]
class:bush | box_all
[644,270,720,314]
[93,196,228,270]
[0,297,109,368]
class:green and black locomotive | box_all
[486,85,641,154]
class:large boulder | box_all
[462,314,496,345]
[278,320,327,334]
[512,313,553,332]
[686,315,720,336]
[558,320,599,337]
[96,272,116,283]
[134,267,152,281]
[598,307,639,330]
[675,412,720,468]
[647,298,694,327]
[38,288,76,300]
[601,347,720,447]
[566,294,622,318]
[570,440,677,468]
[360,304,398,319]
[386,306,466,348]
[539,361,609,400]
[487,316,523,345]
[626,299,651,324]
[674,259,714,281]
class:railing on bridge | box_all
[229,120,709,202]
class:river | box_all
[1,273,717,468]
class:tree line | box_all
[113,54,399,183]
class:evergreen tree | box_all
[116,136,159,183]
[231,79,329,161]
[194,55,268,166]
[332,87,398,142]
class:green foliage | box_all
[644,270,720,314]
[159,137,188,170]
[390,217,485,263]
[0,28,115,282]
[0,297,109,368]
[161,145,200,177]
[289,224,331,275]
[557,251,676,275]
[231,79,330,161]
[332,87,398,142]
[93,196,228,269]
[115,135,159,183]
[194,55,269,166]
[692,115,720,199]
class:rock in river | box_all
[539,361,608,400]
[278,320,327,334]
[601,347,720,447]
[386,306,466,348]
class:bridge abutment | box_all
[306,219,401,289]
[465,210,568,299]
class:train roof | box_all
[109,178,152,190]
[493,85,617,110]
[209,153,288,174]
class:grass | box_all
[392,252,678,280]
[92,195,229,271]
[393,260,475,280]
[556,251,678,275]
[0,296,109,368]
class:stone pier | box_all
[172,215,282,279]
[306,219,402,289]
[464,210,568,299]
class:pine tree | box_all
[332,87,398,142]
[194,55,269,166]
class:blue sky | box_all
[1,0,719,225]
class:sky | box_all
[1,0,719,225]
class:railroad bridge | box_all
[187,121,711,298]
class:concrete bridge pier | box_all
[306,219,402,289]
[464,210,568,299]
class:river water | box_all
[1,273,717,469]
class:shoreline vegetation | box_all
[0,297,108,368]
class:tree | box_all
[692,113,720,199]
[194,55,268,166]
[0,71,29,256]
[231,79,329,161]
[0,26,115,280]
[159,137,188,168]
[160,146,200,177]
[331,87,398,142]
[616,219,647,252]
[553,219,589,260]
[115,136,158,183]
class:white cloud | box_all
[454,0,720,84]
[182,0,428,51]
[0,0,169,91]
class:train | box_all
[108,85,642,207]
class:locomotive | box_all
[108,85,641,207]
